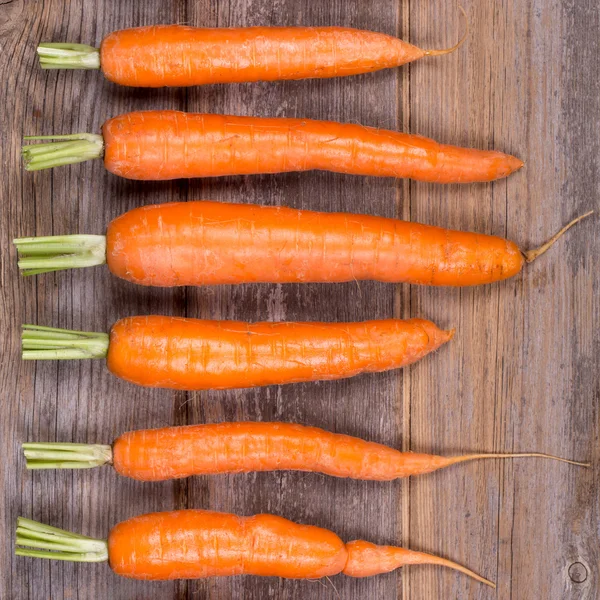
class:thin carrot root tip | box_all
[37,43,100,70]
[21,324,109,361]
[21,134,104,171]
[400,548,495,588]
[437,558,495,588]
[15,517,108,563]
[423,6,469,57]
[451,452,591,468]
[523,210,594,263]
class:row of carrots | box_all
[15,18,591,591]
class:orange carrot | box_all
[36,11,468,87]
[16,202,590,287]
[22,421,589,481]
[15,509,494,586]
[21,316,451,390]
[21,110,523,183]
[344,540,486,579]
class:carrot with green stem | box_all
[14,201,591,286]
[21,316,452,390]
[15,509,495,586]
[21,110,523,183]
[36,9,469,87]
[21,422,590,481]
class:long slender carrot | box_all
[21,422,589,481]
[36,10,468,87]
[21,110,523,183]
[21,317,452,390]
[15,202,590,287]
[15,509,494,586]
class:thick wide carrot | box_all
[36,12,468,87]
[22,110,523,183]
[22,421,589,481]
[17,202,590,287]
[16,509,494,586]
[21,316,451,390]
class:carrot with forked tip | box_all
[15,509,494,586]
[21,316,452,390]
[36,9,469,87]
[14,201,592,287]
[21,110,523,183]
[21,421,590,481]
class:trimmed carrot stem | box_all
[15,517,108,562]
[23,442,112,469]
[22,134,104,171]
[14,235,106,275]
[21,325,109,360]
[36,43,100,69]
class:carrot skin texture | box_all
[344,541,418,577]
[106,316,452,390]
[106,201,525,287]
[105,510,491,584]
[108,510,348,580]
[112,422,451,481]
[100,25,425,87]
[101,111,523,183]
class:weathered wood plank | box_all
[0,0,597,599]
[1,1,189,599]
[407,1,599,599]
[183,1,402,598]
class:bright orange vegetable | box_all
[21,316,451,390]
[15,509,494,586]
[22,421,589,481]
[21,110,523,183]
[15,202,590,287]
[36,12,468,87]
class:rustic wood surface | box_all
[0,0,598,598]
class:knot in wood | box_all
[568,562,588,584]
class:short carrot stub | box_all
[108,510,348,580]
[105,316,453,390]
[105,201,525,287]
[101,111,523,183]
[99,25,425,87]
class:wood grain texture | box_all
[0,1,597,599]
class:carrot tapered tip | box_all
[509,156,525,173]
[423,6,469,57]
[402,547,496,588]
[523,210,594,263]
[444,452,591,469]
[343,542,495,587]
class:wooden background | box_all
[0,0,598,598]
